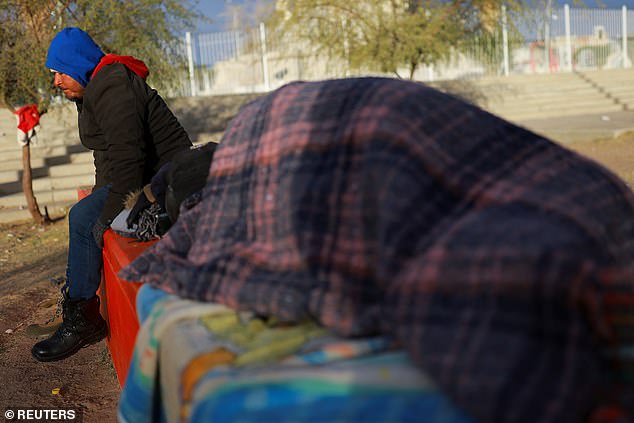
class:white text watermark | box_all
[4,409,80,422]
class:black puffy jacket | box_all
[77,63,192,223]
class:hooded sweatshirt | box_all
[46,28,149,85]
[46,28,104,87]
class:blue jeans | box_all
[65,185,110,299]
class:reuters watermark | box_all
[3,408,81,422]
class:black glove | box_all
[92,219,110,248]
[150,162,171,209]
[127,190,153,229]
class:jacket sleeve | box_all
[90,66,146,223]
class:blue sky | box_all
[196,0,265,32]
[195,0,633,32]
[572,0,634,6]
[196,1,227,31]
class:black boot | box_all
[31,289,107,362]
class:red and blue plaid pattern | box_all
[121,78,634,422]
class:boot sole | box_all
[31,325,108,362]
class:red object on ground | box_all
[101,230,155,387]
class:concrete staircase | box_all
[1,68,633,223]
[576,68,634,111]
[471,70,628,122]
[0,143,95,222]
[0,105,94,223]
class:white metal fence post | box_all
[502,5,510,76]
[623,6,630,68]
[185,32,196,96]
[234,30,240,56]
[565,4,573,71]
[544,0,553,72]
[259,22,271,91]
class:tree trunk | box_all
[4,96,50,225]
[21,142,47,225]
[409,60,418,80]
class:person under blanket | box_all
[120,77,634,422]
[31,28,192,363]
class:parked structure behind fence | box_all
[169,5,633,97]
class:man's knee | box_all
[68,199,98,236]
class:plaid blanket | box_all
[121,77,634,422]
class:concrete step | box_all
[0,170,19,184]
[491,94,604,106]
[31,173,94,191]
[578,70,634,92]
[589,81,634,91]
[478,82,589,92]
[472,69,631,121]
[604,92,634,103]
[0,153,91,180]
[490,98,619,114]
[0,157,45,172]
[481,86,597,100]
[589,81,634,90]
[496,103,624,121]
[479,77,590,86]
[68,152,93,163]
[0,188,80,208]
[490,95,616,110]
[0,149,94,195]
[0,143,80,161]
[0,167,50,192]
[610,95,634,104]
[592,87,634,97]
[618,98,634,107]
[48,162,94,177]
[581,68,634,80]
[0,203,73,224]
[0,177,89,198]
[0,207,34,223]
[477,72,584,85]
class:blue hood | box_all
[46,28,105,87]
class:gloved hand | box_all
[126,190,152,229]
[92,219,110,248]
[150,162,171,209]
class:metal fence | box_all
[170,5,633,97]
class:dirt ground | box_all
[0,213,119,423]
[0,132,633,422]
[567,133,634,189]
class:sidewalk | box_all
[518,111,634,144]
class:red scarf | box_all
[91,54,149,80]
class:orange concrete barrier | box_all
[77,187,155,386]
[100,231,155,387]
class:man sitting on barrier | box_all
[31,27,192,362]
